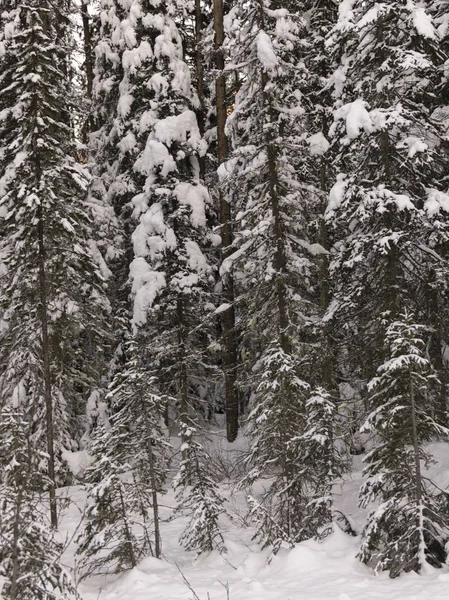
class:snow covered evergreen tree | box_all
[0,408,79,599]
[87,0,225,555]
[77,341,169,575]
[0,0,110,524]
[326,3,449,573]
[359,314,449,576]
[243,346,311,553]
[222,0,336,551]
[124,0,224,552]
[300,386,345,535]
[326,0,449,393]
[174,421,225,554]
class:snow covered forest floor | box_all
[46,437,449,600]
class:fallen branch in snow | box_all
[175,563,202,600]
[176,562,231,600]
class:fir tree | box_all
[359,314,449,576]
[125,0,225,551]
[222,0,333,550]
[174,421,225,555]
[300,386,346,536]
[326,0,449,390]
[0,408,79,599]
[243,345,311,553]
[77,342,170,575]
[0,0,110,524]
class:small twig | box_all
[219,553,237,571]
[219,581,230,600]
[175,562,202,600]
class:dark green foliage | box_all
[359,315,449,576]
[0,408,79,599]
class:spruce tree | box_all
[174,421,225,555]
[301,386,346,536]
[326,0,449,385]
[77,342,169,575]
[223,0,334,550]
[326,2,449,573]
[0,0,110,525]
[126,0,225,552]
[359,314,449,576]
[0,408,79,599]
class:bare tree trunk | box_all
[266,139,290,354]
[409,366,423,505]
[194,0,206,180]
[318,158,334,389]
[177,298,191,481]
[142,401,162,558]
[37,212,58,530]
[427,269,446,426]
[80,0,93,99]
[214,0,239,442]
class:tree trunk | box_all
[37,211,58,529]
[427,269,446,426]
[81,0,93,99]
[9,486,24,600]
[214,0,239,442]
[177,298,191,481]
[194,0,206,179]
[409,366,423,505]
[118,485,137,568]
[30,26,57,527]
[266,139,290,354]
[142,399,162,558]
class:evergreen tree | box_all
[243,345,311,553]
[300,386,346,536]
[326,0,449,390]
[0,408,79,599]
[359,314,449,576]
[174,421,225,555]
[223,0,334,550]
[77,342,169,575]
[0,0,110,524]
[125,0,225,551]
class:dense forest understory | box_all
[1,0,449,597]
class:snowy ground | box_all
[49,440,449,600]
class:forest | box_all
[1,0,449,598]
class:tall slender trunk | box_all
[81,0,93,99]
[177,298,191,482]
[427,269,446,425]
[319,158,333,389]
[9,485,24,600]
[214,0,239,442]
[37,212,58,529]
[142,401,162,558]
[266,139,290,354]
[409,366,423,505]
[31,17,57,526]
